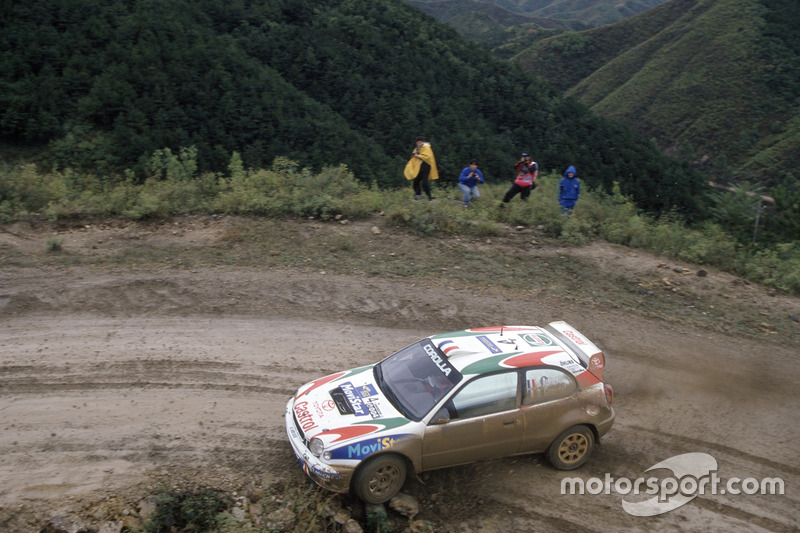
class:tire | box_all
[548,425,594,470]
[352,455,407,504]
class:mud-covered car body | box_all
[285,322,614,502]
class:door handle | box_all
[503,419,518,426]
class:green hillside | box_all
[406,0,569,57]
[0,0,705,214]
[513,0,800,186]
[409,0,668,30]
[510,0,667,26]
[407,0,669,56]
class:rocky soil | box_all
[1,216,798,532]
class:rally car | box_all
[285,322,615,504]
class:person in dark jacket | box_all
[500,152,538,205]
[457,159,484,207]
[559,165,580,214]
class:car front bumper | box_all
[284,399,353,493]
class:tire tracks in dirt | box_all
[1,360,301,397]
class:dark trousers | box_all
[413,162,432,199]
[502,183,531,203]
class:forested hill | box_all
[512,0,800,187]
[0,0,704,214]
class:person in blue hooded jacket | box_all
[559,165,580,214]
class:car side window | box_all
[523,368,576,406]
[448,372,518,419]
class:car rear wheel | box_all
[352,455,407,504]
[548,425,594,470]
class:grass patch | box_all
[46,235,64,253]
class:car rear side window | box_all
[449,372,518,419]
[523,368,576,406]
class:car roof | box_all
[429,325,584,377]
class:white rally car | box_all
[285,322,615,503]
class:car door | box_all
[421,371,523,471]
[518,367,580,453]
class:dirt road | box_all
[1,219,798,531]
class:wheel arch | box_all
[585,423,600,443]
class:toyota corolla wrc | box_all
[285,322,615,504]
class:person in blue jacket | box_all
[559,165,581,214]
[457,159,484,207]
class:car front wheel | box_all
[352,454,407,504]
[548,425,594,470]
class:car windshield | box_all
[374,339,463,422]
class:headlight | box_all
[309,438,325,457]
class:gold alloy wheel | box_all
[548,425,594,470]
[557,432,590,465]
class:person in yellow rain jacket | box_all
[403,136,439,200]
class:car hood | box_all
[290,365,410,443]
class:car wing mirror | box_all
[429,407,450,425]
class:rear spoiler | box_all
[546,321,605,380]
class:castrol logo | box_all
[564,330,587,345]
[294,401,318,432]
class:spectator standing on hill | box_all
[500,152,538,205]
[457,159,484,207]
[403,136,439,201]
[559,165,581,214]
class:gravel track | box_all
[1,220,798,531]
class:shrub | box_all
[149,147,199,182]
[0,164,71,213]
[559,215,590,245]
[676,222,738,266]
[593,183,640,245]
[1,155,798,295]
[386,200,458,235]
[46,236,64,253]
[97,172,140,216]
[215,158,376,219]
[742,243,800,293]
[472,219,501,237]
[601,213,648,246]
[144,488,230,533]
